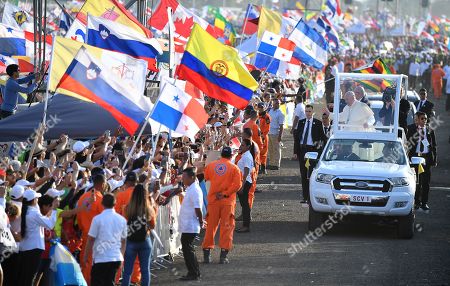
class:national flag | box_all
[65,18,87,43]
[0,54,34,73]
[56,46,151,135]
[74,0,151,37]
[150,0,217,41]
[214,12,236,45]
[353,58,394,92]
[176,24,258,110]
[150,77,209,140]
[295,2,317,21]
[2,2,31,30]
[289,20,328,70]
[323,0,341,18]
[258,31,295,62]
[254,53,301,79]
[257,7,297,39]
[86,15,162,71]
[49,37,148,100]
[0,24,26,56]
[421,31,435,42]
[316,17,340,50]
[230,137,241,149]
[428,20,439,33]
[59,10,73,32]
[242,4,260,36]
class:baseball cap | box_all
[45,188,65,198]
[108,179,124,192]
[257,102,266,109]
[72,141,90,153]
[221,146,232,157]
[15,179,34,187]
[124,172,137,183]
[11,185,24,199]
[10,160,21,171]
[23,189,42,201]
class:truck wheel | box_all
[308,204,325,231]
[397,210,415,239]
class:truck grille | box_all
[332,178,391,192]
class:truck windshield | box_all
[323,139,407,165]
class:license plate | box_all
[350,195,372,203]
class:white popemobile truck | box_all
[306,73,425,239]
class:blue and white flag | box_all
[316,17,340,51]
[288,19,328,70]
[86,15,162,71]
[59,10,72,32]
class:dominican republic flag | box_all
[254,53,301,80]
[150,77,208,141]
[288,20,328,70]
[258,31,295,62]
[87,15,162,71]
[150,0,217,42]
[56,46,151,135]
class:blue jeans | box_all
[121,236,153,286]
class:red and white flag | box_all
[150,0,217,42]
[230,137,241,150]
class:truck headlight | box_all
[316,173,335,184]
[389,177,409,187]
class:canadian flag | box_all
[149,0,217,42]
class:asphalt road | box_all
[154,100,450,286]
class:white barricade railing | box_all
[152,197,182,259]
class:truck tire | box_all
[397,210,414,239]
[308,204,325,231]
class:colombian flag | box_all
[353,58,394,92]
[176,24,258,109]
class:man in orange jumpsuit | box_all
[243,109,263,154]
[257,102,271,174]
[78,174,105,285]
[241,128,260,209]
[431,64,446,99]
[114,172,140,283]
[202,147,242,264]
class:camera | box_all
[382,87,396,103]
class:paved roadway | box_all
[154,101,450,286]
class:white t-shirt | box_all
[237,150,254,183]
[178,181,203,234]
[268,109,285,135]
[88,209,127,264]
[293,103,306,128]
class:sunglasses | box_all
[419,117,427,121]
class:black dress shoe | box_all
[421,204,430,212]
[300,199,308,204]
[414,202,421,210]
[236,227,250,233]
[179,275,200,281]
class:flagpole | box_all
[167,7,175,78]
[121,111,152,169]
[237,4,251,53]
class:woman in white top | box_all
[18,189,58,286]
[236,139,255,233]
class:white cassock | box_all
[339,101,375,132]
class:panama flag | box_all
[258,31,295,62]
[0,54,34,73]
[150,77,209,141]
[87,15,162,71]
[0,24,26,56]
[288,20,328,70]
[56,46,151,135]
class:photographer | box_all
[379,88,396,127]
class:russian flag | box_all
[86,15,162,71]
[56,46,151,135]
[0,24,26,56]
[288,20,328,70]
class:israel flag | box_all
[289,19,328,70]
